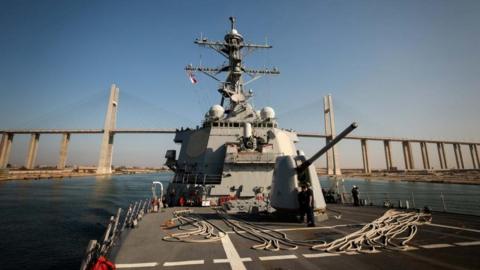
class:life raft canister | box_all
[92,256,115,270]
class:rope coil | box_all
[162,210,226,243]
[311,209,432,253]
[162,208,431,254]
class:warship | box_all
[80,18,480,270]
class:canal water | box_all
[0,173,479,270]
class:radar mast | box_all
[186,17,279,111]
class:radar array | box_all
[185,17,279,109]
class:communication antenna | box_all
[186,17,280,110]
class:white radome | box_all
[261,107,275,120]
[209,105,224,119]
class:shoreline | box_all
[0,169,170,182]
[2,169,480,185]
[321,170,480,185]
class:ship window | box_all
[234,123,239,127]
[213,122,218,127]
[267,123,273,128]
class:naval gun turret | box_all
[270,123,358,214]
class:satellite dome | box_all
[209,105,224,119]
[260,107,275,120]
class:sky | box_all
[0,0,479,169]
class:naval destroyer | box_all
[162,16,356,215]
[80,18,480,270]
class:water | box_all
[0,173,172,270]
[320,177,480,215]
[0,173,479,270]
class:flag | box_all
[187,71,198,84]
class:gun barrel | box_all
[296,122,358,173]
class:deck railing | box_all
[337,191,480,216]
[171,173,223,185]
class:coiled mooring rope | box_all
[311,209,432,253]
[217,210,323,251]
[162,208,431,254]
[162,209,226,243]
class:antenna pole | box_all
[186,17,279,109]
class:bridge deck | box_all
[1,129,478,145]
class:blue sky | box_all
[0,0,479,169]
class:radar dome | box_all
[261,107,275,120]
[209,105,224,119]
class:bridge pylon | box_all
[96,84,119,174]
[324,95,342,176]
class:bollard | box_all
[405,200,410,209]
[399,200,403,209]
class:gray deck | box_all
[110,205,480,270]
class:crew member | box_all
[169,188,176,207]
[352,186,360,206]
[305,184,315,227]
[298,183,316,227]
[297,185,307,223]
[161,195,167,208]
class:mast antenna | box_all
[186,17,279,109]
[229,16,236,30]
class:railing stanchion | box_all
[440,192,447,212]
[411,192,416,209]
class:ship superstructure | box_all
[165,17,326,211]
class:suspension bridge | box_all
[0,84,479,176]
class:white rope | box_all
[163,208,431,254]
[311,209,432,253]
[217,210,323,251]
[162,210,226,243]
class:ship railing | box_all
[80,198,151,270]
[336,191,480,216]
[172,173,223,185]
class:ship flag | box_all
[187,71,198,84]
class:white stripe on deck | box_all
[213,257,252,263]
[419,243,454,249]
[454,240,480,246]
[303,253,340,258]
[427,223,480,233]
[390,246,419,251]
[163,260,204,267]
[220,233,247,270]
[116,262,158,268]
[259,255,298,261]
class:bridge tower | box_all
[97,84,119,174]
[324,95,342,176]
